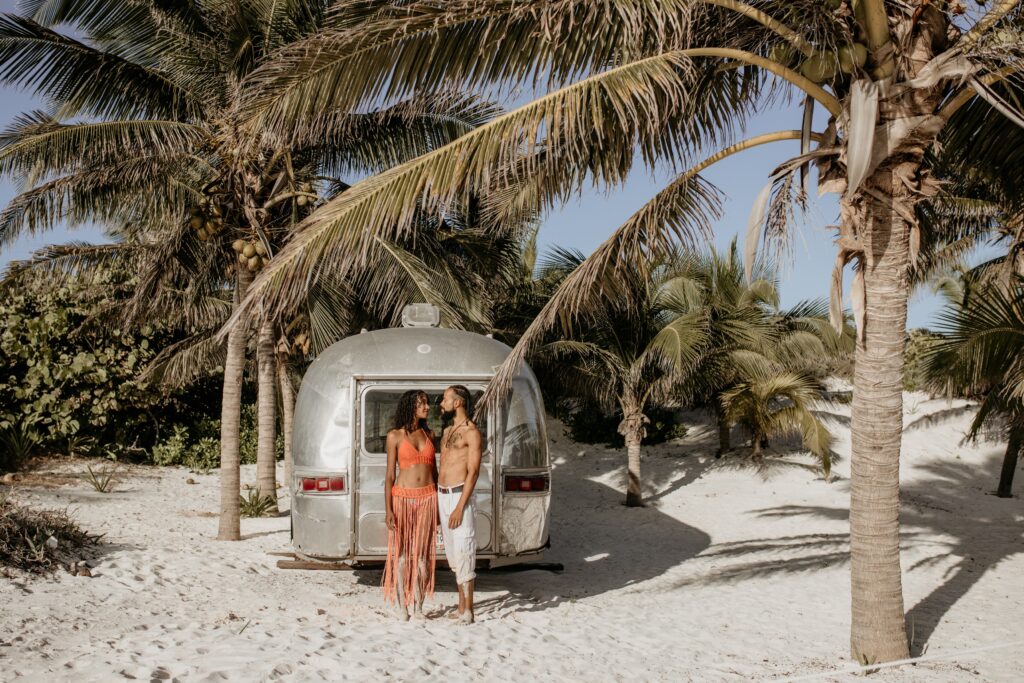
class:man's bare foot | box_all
[446,608,462,620]
[457,610,475,625]
[393,601,410,622]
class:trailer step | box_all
[276,559,354,571]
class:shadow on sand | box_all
[664,451,1022,653]
[354,439,713,614]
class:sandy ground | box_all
[1,391,1022,682]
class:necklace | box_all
[444,418,470,448]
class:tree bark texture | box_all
[618,410,649,507]
[217,267,253,541]
[715,400,731,456]
[278,356,295,491]
[996,431,1020,498]
[255,318,279,514]
[848,164,915,663]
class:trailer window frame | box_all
[357,381,490,457]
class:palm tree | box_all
[923,276,1024,498]
[235,1,1024,659]
[644,240,851,458]
[720,368,836,475]
[534,249,707,507]
[0,1,504,539]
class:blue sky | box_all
[0,2,972,329]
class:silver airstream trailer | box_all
[290,304,551,566]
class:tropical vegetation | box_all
[0,0,1021,666]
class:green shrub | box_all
[239,489,277,518]
[151,425,191,466]
[185,438,220,474]
[0,271,222,458]
[0,423,41,473]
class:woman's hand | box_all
[386,510,396,530]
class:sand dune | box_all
[1,392,1021,681]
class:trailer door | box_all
[354,382,494,557]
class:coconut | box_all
[189,216,203,230]
[300,182,312,193]
[247,256,261,272]
[254,241,268,257]
[210,205,223,218]
[838,43,868,73]
[768,43,796,67]
[231,239,245,252]
[237,252,248,265]
[993,28,1016,45]
[800,53,838,83]
[242,243,257,258]
[197,228,209,241]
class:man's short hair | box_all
[448,384,473,418]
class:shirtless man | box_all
[437,384,482,624]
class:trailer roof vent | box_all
[401,303,441,328]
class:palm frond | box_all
[0,14,203,119]
[0,112,208,182]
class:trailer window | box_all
[502,378,547,468]
[362,388,487,454]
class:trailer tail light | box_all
[504,475,549,493]
[300,476,346,493]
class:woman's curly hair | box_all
[392,390,429,433]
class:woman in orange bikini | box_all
[382,390,438,620]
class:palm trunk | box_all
[618,409,648,507]
[624,429,643,507]
[847,163,915,662]
[750,428,763,460]
[996,431,1020,498]
[278,355,295,491]
[217,267,253,541]
[255,318,279,514]
[715,399,731,457]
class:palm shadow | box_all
[354,441,712,614]
[665,452,1022,653]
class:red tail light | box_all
[504,475,549,493]
[300,476,346,493]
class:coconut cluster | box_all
[231,239,270,272]
[189,200,225,242]
[293,330,310,355]
[295,182,314,207]
[769,42,869,84]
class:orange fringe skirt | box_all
[382,484,437,606]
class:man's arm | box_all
[449,427,482,529]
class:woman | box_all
[382,389,438,620]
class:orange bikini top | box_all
[397,431,436,469]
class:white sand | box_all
[2,392,1021,682]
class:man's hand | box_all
[448,505,464,530]
[386,510,396,530]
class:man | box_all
[437,384,482,624]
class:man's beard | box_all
[441,408,456,422]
